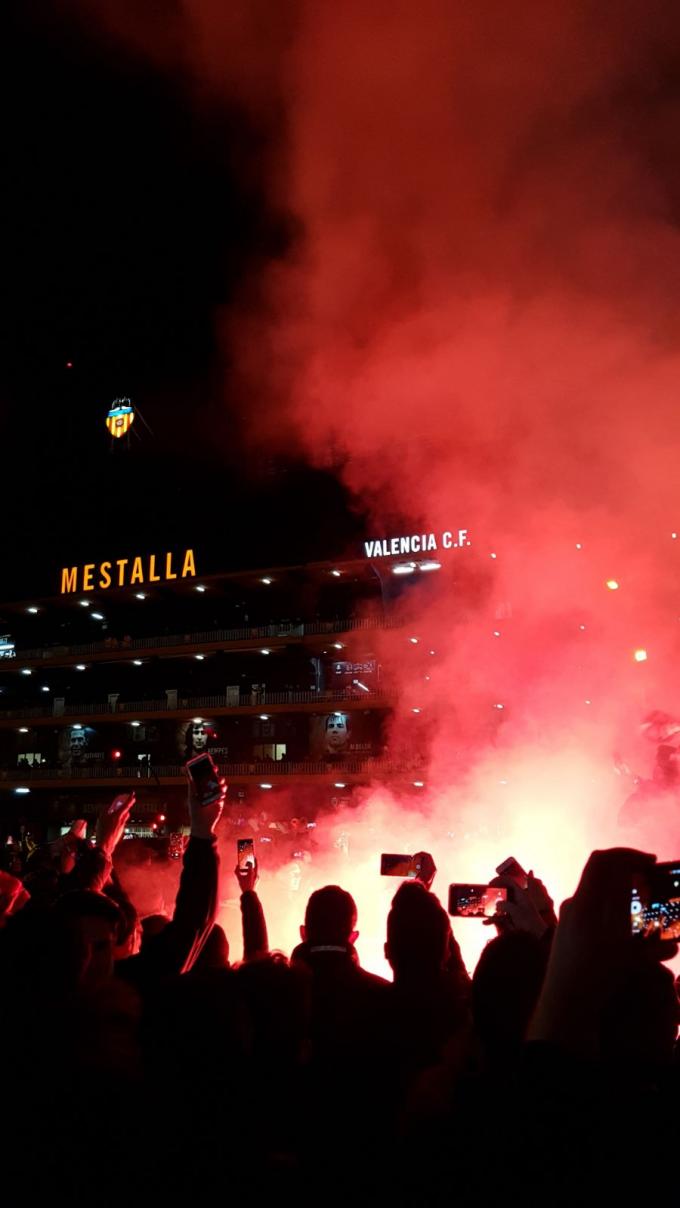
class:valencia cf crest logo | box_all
[106,399,135,439]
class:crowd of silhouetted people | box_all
[1,782,678,1203]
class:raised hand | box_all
[95,793,135,857]
[234,856,258,893]
[528,847,675,1055]
[413,851,437,890]
[189,776,226,839]
[489,870,557,937]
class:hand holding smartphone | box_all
[495,856,527,889]
[380,851,436,886]
[108,792,135,816]
[96,792,135,857]
[448,883,508,919]
[237,838,255,870]
[631,861,680,940]
[381,853,418,878]
[235,838,257,891]
[185,753,221,805]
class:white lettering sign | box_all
[363,529,470,558]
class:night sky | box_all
[2,3,360,602]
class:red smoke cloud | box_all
[84,1,680,971]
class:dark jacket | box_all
[292,942,391,1066]
[292,944,394,1186]
[117,834,219,990]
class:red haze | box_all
[83,1,680,972]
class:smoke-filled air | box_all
[92,0,680,973]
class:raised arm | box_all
[235,857,269,961]
[133,778,226,983]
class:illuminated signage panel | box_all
[363,529,470,558]
[60,549,196,593]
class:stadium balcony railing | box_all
[1,757,426,783]
[6,615,404,665]
[0,684,394,723]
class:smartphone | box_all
[495,856,527,886]
[448,884,508,918]
[237,837,255,870]
[631,861,680,941]
[185,752,221,805]
[108,792,135,816]
[381,853,418,878]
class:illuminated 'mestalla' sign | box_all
[364,530,470,558]
[60,549,196,594]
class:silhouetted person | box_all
[292,886,392,1189]
[619,738,680,834]
[385,880,471,1082]
[472,929,550,1074]
[190,921,230,971]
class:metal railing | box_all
[1,757,425,782]
[10,614,400,664]
[0,685,392,722]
